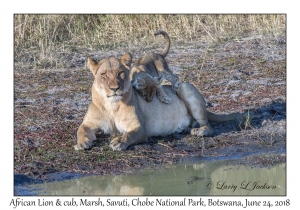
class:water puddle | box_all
[22,160,286,196]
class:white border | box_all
[2,0,298,209]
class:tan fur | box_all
[130,30,180,104]
[75,53,243,151]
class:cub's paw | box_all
[74,139,93,151]
[159,95,172,104]
[157,91,172,104]
[190,126,212,137]
[109,137,128,151]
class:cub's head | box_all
[87,53,132,101]
[132,75,162,102]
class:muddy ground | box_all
[14,34,286,185]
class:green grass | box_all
[244,109,252,130]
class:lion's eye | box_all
[118,71,125,79]
[101,73,107,78]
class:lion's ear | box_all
[121,52,132,69]
[87,57,101,77]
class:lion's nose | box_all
[109,87,120,92]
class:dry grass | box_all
[14,14,285,69]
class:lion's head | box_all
[87,53,132,101]
[131,74,162,102]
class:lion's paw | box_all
[160,95,172,104]
[190,126,212,137]
[157,91,172,104]
[74,139,93,151]
[109,137,128,151]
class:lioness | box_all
[74,53,242,151]
[130,30,180,103]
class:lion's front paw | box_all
[163,97,172,104]
[158,95,172,104]
[109,137,129,151]
[74,139,93,151]
[190,125,213,137]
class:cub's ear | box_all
[132,78,146,89]
[121,52,132,69]
[87,57,101,77]
[153,76,163,86]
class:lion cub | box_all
[130,30,180,104]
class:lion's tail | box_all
[154,30,171,57]
[207,111,240,122]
